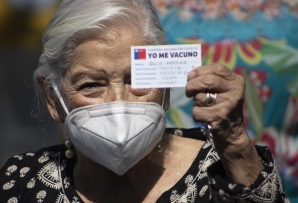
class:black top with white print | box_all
[0,128,289,203]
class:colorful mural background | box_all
[152,0,298,201]
[0,0,298,202]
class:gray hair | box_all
[34,0,167,98]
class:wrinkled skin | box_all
[186,64,263,185]
[186,64,246,146]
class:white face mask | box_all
[52,83,166,175]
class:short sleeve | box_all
[207,145,289,202]
[0,156,22,203]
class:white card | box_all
[131,44,201,88]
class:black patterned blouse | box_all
[0,128,289,203]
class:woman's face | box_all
[61,28,167,112]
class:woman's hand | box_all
[186,63,263,186]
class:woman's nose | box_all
[111,85,129,102]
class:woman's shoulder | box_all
[155,128,216,202]
[163,127,209,160]
[159,128,208,177]
[0,144,68,202]
[1,144,65,172]
[1,144,66,169]
[163,127,208,152]
[165,127,208,141]
[0,144,66,186]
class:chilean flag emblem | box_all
[134,49,146,60]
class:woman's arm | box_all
[186,63,263,186]
[212,130,263,186]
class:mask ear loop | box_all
[52,81,69,115]
[51,81,74,158]
[161,88,166,109]
[156,88,167,153]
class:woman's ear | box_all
[37,77,66,123]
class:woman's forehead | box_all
[74,28,144,57]
[68,29,145,76]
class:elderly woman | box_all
[0,0,288,202]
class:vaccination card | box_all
[131,44,201,88]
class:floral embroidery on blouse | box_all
[5,165,17,176]
[20,167,30,178]
[7,197,18,203]
[0,128,290,202]
[36,190,47,202]
[169,142,219,203]
[3,180,15,190]
[37,161,62,190]
[27,177,36,189]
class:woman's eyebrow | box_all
[71,70,106,84]
[71,72,87,84]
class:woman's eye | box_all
[79,82,103,90]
